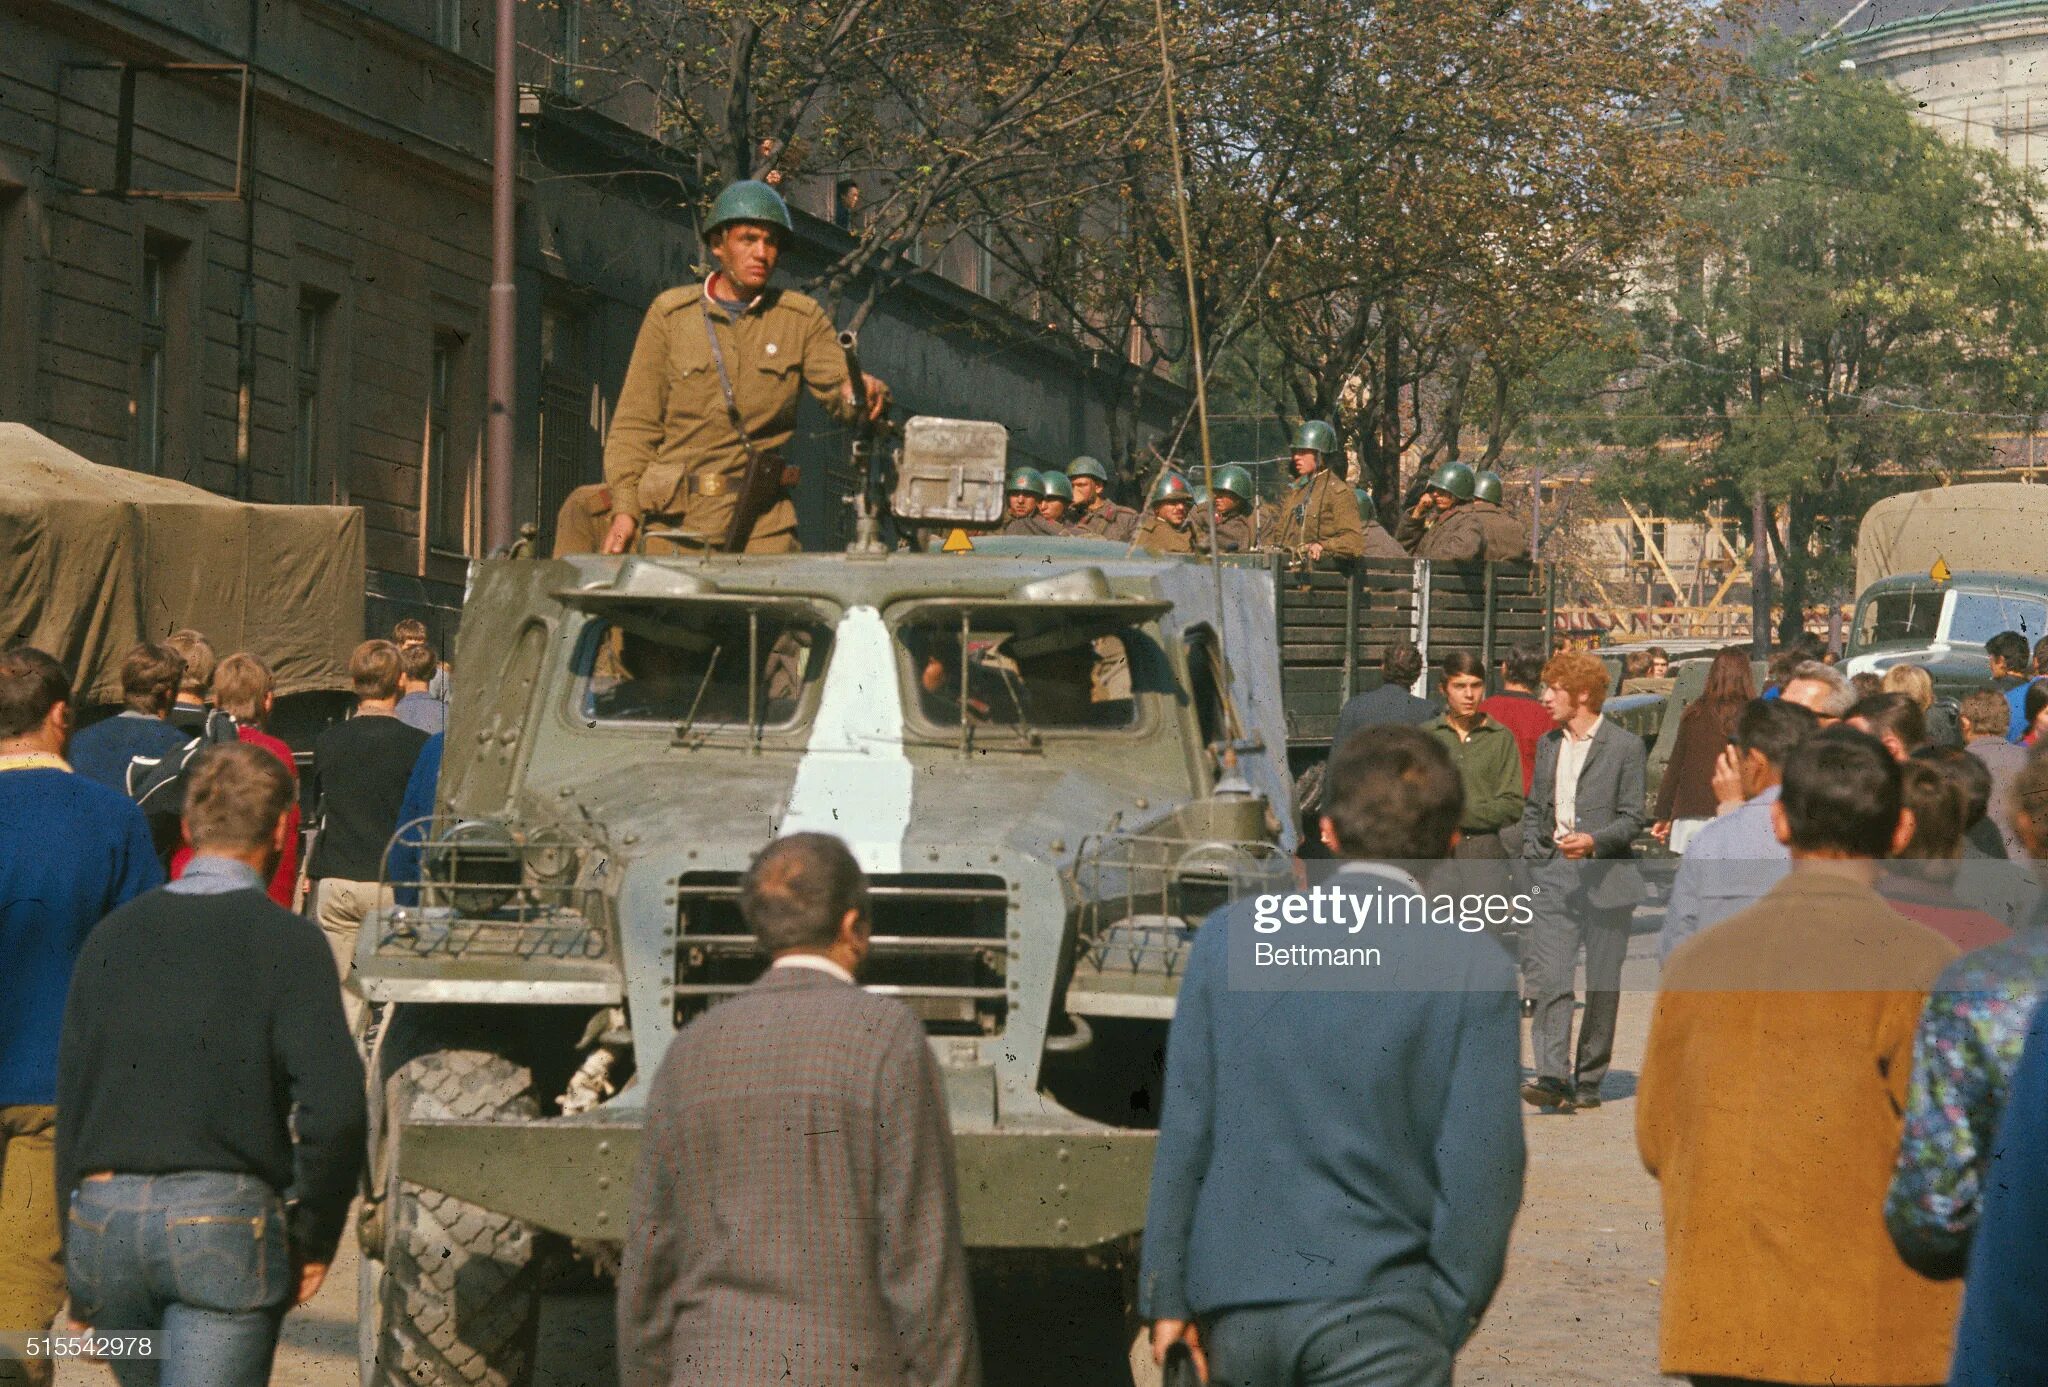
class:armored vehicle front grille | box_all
[674,873,1011,1035]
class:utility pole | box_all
[485,0,517,553]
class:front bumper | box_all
[396,1115,1155,1249]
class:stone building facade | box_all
[1,0,1184,643]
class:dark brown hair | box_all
[1322,724,1464,860]
[0,647,70,740]
[741,833,869,952]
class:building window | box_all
[426,334,468,553]
[555,0,582,96]
[435,0,463,52]
[136,245,169,474]
[536,300,590,554]
[292,293,335,504]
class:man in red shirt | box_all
[169,653,300,907]
[1480,643,1552,796]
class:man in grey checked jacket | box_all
[617,833,979,1387]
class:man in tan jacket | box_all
[1133,472,1197,554]
[601,180,888,556]
[1270,420,1384,560]
[1638,726,1961,1386]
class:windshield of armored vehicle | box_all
[1948,591,2048,648]
[896,617,1137,733]
[576,608,830,732]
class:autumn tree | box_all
[1592,48,2048,640]
[560,0,1173,330]
[1167,0,1742,515]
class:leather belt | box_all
[679,466,800,498]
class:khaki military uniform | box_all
[1469,499,1531,561]
[1070,498,1140,543]
[1189,500,1270,553]
[1396,502,1488,561]
[604,281,855,555]
[552,483,613,557]
[999,514,1070,538]
[1133,512,1196,555]
[1272,470,1372,559]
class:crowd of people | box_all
[0,622,444,1386]
[14,602,2048,1387]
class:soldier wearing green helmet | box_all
[1189,463,1267,554]
[999,466,1067,537]
[1038,470,1074,525]
[1468,469,1531,561]
[1271,420,1402,561]
[1063,454,1138,542]
[1134,471,1197,554]
[600,178,890,557]
[1396,459,1490,562]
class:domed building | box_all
[1767,1,2048,176]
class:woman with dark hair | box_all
[1654,647,1755,853]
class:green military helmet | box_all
[1473,470,1505,506]
[1005,466,1047,497]
[1425,460,1476,502]
[1066,455,1110,483]
[1292,419,1338,458]
[1354,487,1374,519]
[1040,471,1073,503]
[1211,464,1255,504]
[1149,471,1194,506]
[704,179,794,238]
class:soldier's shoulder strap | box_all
[651,283,702,316]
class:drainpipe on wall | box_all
[233,0,259,500]
[485,0,517,552]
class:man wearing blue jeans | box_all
[56,743,364,1386]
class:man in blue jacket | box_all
[1141,725,1525,1386]
[0,648,161,1387]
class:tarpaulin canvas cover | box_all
[0,424,365,704]
[1855,482,2048,595]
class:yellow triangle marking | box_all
[942,528,975,553]
[1931,556,1952,583]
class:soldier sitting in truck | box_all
[1134,473,1197,555]
[909,625,1133,729]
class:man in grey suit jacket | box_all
[1519,651,1647,1112]
[617,833,979,1387]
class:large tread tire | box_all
[374,1048,542,1387]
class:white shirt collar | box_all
[771,954,856,985]
[1562,714,1604,744]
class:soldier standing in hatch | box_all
[998,467,1069,537]
[1271,420,1398,561]
[1134,473,1197,554]
[601,180,889,557]
[1189,465,1263,553]
[1065,455,1140,542]
[1396,461,1490,562]
[1470,469,1532,562]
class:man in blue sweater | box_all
[0,648,161,1387]
[1141,725,1525,1386]
[64,642,189,792]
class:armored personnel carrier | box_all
[352,500,1298,1383]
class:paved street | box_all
[59,937,1669,1387]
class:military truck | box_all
[1842,482,2048,692]
[353,522,1300,1384]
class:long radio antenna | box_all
[1150,0,1240,746]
